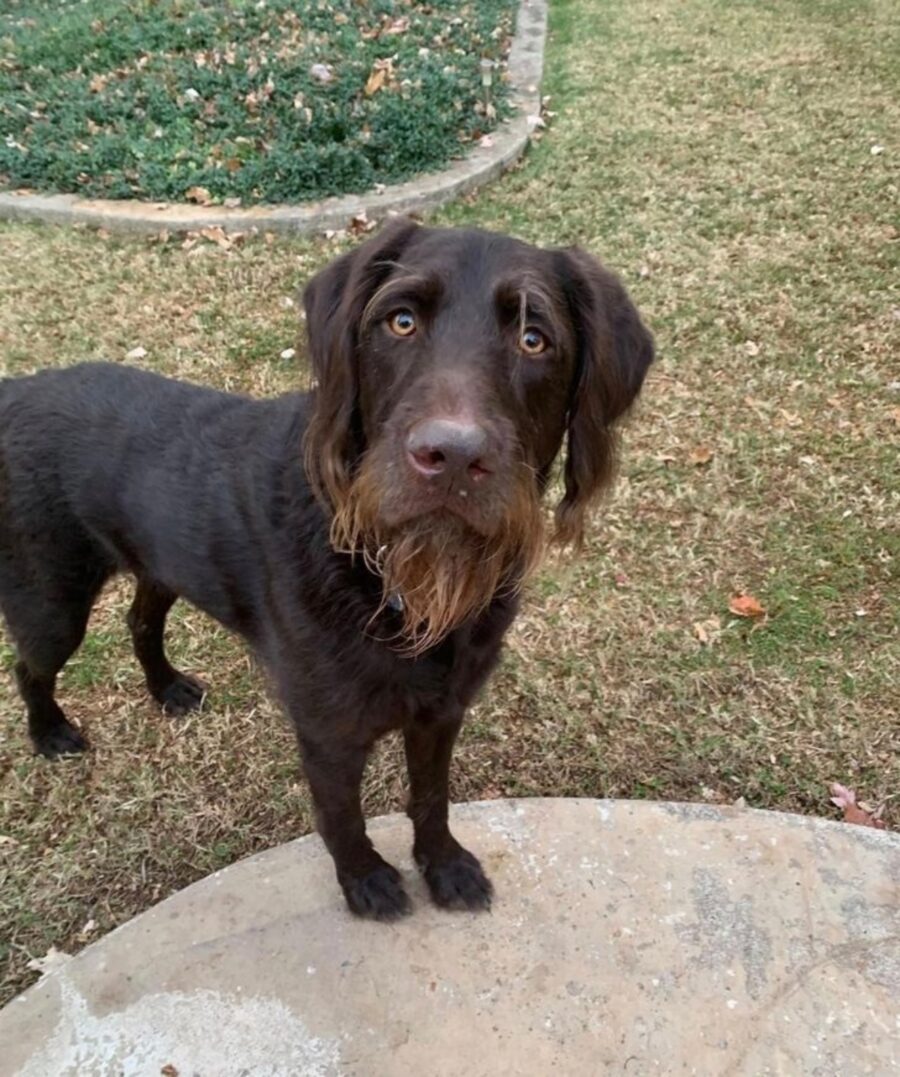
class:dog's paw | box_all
[342,863,412,921]
[156,673,205,716]
[32,720,88,759]
[420,848,493,912]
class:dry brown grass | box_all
[1,0,898,1005]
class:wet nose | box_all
[406,418,491,481]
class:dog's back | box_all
[0,362,304,634]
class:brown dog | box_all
[0,219,653,918]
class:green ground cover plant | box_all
[1,0,898,1006]
[0,0,516,202]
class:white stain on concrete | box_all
[18,978,340,1077]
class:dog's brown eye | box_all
[388,310,417,337]
[520,327,547,355]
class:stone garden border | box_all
[0,0,547,236]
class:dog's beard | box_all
[330,461,545,655]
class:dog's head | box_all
[303,218,653,652]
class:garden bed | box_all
[0,0,517,204]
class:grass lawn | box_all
[1,0,898,1005]
[0,0,515,202]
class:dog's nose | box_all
[407,418,490,481]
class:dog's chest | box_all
[370,606,514,726]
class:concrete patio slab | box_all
[1,798,897,1075]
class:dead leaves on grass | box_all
[729,592,767,619]
[179,226,246,253]
[184,185,214,206]
[348,210,377,235]
[691,594,765,647]
[364,58,396,96]
[829,783,887,830]
[25,946,72,977]
[693,616,722,646]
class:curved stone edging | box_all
[0,0,547,237]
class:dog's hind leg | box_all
[127,577,205,716]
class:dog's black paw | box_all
[342,863,412,921]
[32,720,88,759]
[420,848,493,912]
[156,673,205,716]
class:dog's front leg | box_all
[298,735,412,921]
[404,713,493,911]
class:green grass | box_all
[1,0,899,1007]
[0,0,516,202]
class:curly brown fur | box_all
[331,453,545,654]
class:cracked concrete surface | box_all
[1,799,897,1075]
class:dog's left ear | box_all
[302,216,420,510]
[554,248,655,545]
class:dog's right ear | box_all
[302,216,420,510]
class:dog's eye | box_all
[520,327,548,355]
[387,310,417,337]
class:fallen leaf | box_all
[385,16,410,35]
[88,73,108,93]
[80,918,97,937]
[744,340,760,357]
[729,593,765,618]
[779,409,802,427]
[185,186,213,206]
[0,834,20,846]
[199,225,233,250]
[161,1065,179,1077]
[688,445,714,466]
[829,782,887,829]
[365,58,394,96]
[310,63,334,84]
[365,67,387,96]
[743,395,772,414]
[693,616,722,646]
[348,211,376,235]
[26,946,72,976]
